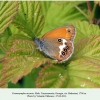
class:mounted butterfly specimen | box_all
[34,25,76,62]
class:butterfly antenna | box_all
[29,31,37,57]
[31,29,38,40]
[33,32,37,40]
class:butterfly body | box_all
[34,25,76,62]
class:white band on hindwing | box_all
[59,39,67,56]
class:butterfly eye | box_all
[63,48,67,52]
[60,55,63,58]
[62,51,66,55]
[58,38,62,42]
[66,46,69,49]
[65,42,67,45]
[68,29,70,33]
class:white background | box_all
[0,88,100,100]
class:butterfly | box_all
[34,25,76,62]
